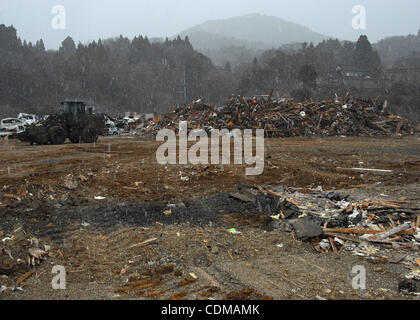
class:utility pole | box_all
[183,62,187,104]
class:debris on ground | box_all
[227,183,420,278]
[142,95,418,137]
[1,136,419,300]
[398,279,419,295]
[228,228,242,235]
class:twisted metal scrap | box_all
[27,247,48,266]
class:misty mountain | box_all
[175,14,331,66]
[177,31,266,67]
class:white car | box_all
[106,122,124,135]
[123,117,140,124]
[0,118,25,136]
[17,113,38,126]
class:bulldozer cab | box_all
[59,100,86,121]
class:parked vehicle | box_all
[17,113,38,126]
[0,118,25,136]
[105,122,125,135]
[123,116,138,124]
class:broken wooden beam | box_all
[323,227,416,236]
[336,167,393,175]
[15,271,34,287]
[127,237,158,249]
[367,223,413,241]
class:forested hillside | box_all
[0,24,419,122]
[0,25,233,116]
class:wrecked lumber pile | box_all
[235,184,420,250]
[145,95,418,137]
[228,184,420,293]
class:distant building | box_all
[336,65,364,78]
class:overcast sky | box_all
[0,0,419,49]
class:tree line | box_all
[0,24,418,122]
[0,24,233,116]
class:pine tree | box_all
[59,36,76,59]
[298,65,317,89]
[353,35,382,76]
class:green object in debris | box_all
[228,228,241,234]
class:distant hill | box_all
[374,30,420,67]
[175,14,331,66]
[178,31,266,67]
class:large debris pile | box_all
[145,95,418,137]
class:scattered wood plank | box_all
[329,237,338,253]
[367,223,412,241]
[323,232,364,244]
[264,188,283,198]
[229,192,255,203]
[373,199,402,209]
[324,232,394,248]
[336,167,393,175]
[127,237,158,249]
[15,271,33,287]
[286,198,300,207]
[388,253,407,264]
[323,227,415,236]
[194,266,221,288]
[303,210,326,217]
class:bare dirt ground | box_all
[0,136,419,300]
